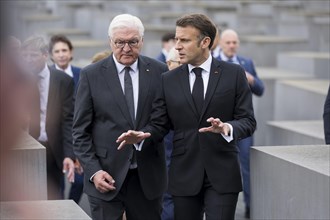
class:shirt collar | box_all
[188,54,213,74]
[55,63,72,73]
[38,63,50,79]
[113,54,138,74]
[220,51,238,63]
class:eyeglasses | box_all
[112,39,140,49]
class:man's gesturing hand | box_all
[199,117,230,136]
[116,130,151,150]
[93,170,116,193]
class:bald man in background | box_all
[217,29,265,218]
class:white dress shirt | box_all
[188,54,233,143]
[55,64,73,78]
[219,51,240,65]
[38,64,50,142]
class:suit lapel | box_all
[135,57,151,129]
[101,56,134,128]
[199,59,222,123]
[179,64,199,118]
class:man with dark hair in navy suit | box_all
[156,32,176,63]
[216,29,265,218]
[49,34,81,87]
[49,34,83,204]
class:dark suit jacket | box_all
[52,64,81,89]
[324,86,330,144]
[218,55,264,149]
[217,55,264,96]
[30,67,75,169]
[73,55,168,201]
[145,58,256,196]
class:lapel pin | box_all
[214,71,219,74]
[146,69,150,72]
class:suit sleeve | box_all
[228,66,257,140]
[61,77,75,160]
[73,70,103,179]
[323,86,330,144]
[247,60,264,97]
[142,72,170,143]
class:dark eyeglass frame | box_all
[112,39,140,49]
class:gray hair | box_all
[108,14,144,38]
[21,35,48,54]
[166,47,179,62]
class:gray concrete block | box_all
[71,39,109,60]
[266,120,325,146]
[251,145,330,220]
[277,52,330,79]
[239,36,308,67]
[253,67,311,146]
[0,200,91,219]
[0,133,47,201]
[274,79,329,120]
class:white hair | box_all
[108,14,144,38]
[166,47,179,62]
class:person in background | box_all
[91,50,111,63]
[323,85,330,144]
[218,28,265,218]
[161,47,181,220]
[210,27,221,59]
[21,35,75,200]
[73,14,168,220]
[49,34,83,204]
[156,32,176,63]
[117,13,256,220]
[49,34,80,88]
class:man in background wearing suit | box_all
[49,34,84,204]
[156,32,176,63]
[117,13,256,220]
[49,34,81,88]
[21,36,75,200]
[73,14,168,220]
[217,29,265,218]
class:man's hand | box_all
[74,159,84,175]
[93,170,116,193]
[245,71,255,86]
[199,117,230,136]
[63,157,75,183]
[116,130,151,150]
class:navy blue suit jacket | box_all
[156,52,166,63]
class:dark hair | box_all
[161,32,175,42]
[49,34,73,54]
[176,14,216,49]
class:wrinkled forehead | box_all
[111,27,141,40]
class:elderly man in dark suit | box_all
[73,14,168,220]
[216,28,265,218]
[117,13,256,220]
[21,36,75,200]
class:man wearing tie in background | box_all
[73,14,168,220]
[117,14,256,220]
